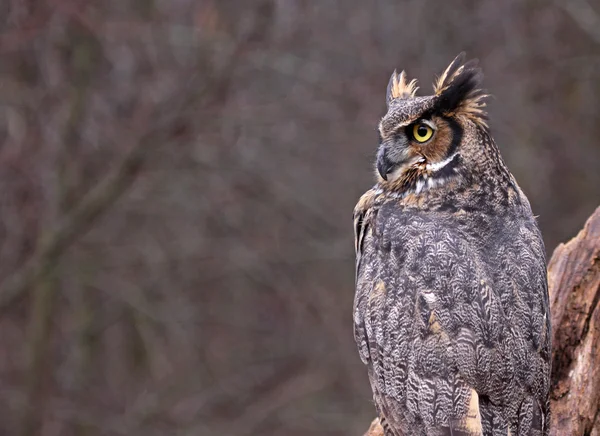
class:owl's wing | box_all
[354,203,485,434]
[353,189,377,366]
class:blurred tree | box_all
[0,1,598,435]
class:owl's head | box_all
[376,53,489,193]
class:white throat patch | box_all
[426,152,459,172]
[377,153,461,198]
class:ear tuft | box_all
[386,70,418,107]
[433,52,467,94]
[433,53,489,127]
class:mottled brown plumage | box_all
[353,53,551,436]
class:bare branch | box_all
[0,103,154,310]
[557,0,600,45]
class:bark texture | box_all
[548,206,600,435]
[364,206,600,436]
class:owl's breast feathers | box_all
[353,187,551,435]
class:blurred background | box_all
[0,1,599,435]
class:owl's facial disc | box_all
[377,117,457,182]
[376,129,424,180]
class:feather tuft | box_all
[386,70,419,106]
[433,53,489,128]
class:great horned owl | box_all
[353,54,551,436]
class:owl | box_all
[353,53,551,436]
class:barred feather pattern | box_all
[353,130,551,435]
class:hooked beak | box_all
[376,147,394,180]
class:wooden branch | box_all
[363,206,600,436]
[548,205,600,435]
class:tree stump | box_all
[364,206,600,436]
[548,206,600,435]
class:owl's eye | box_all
[412,123,434,143]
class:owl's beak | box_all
[376,147,394,180]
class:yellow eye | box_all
[412,123,434,143]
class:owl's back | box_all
[354,191,550,435]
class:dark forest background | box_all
[0,1,599,435]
